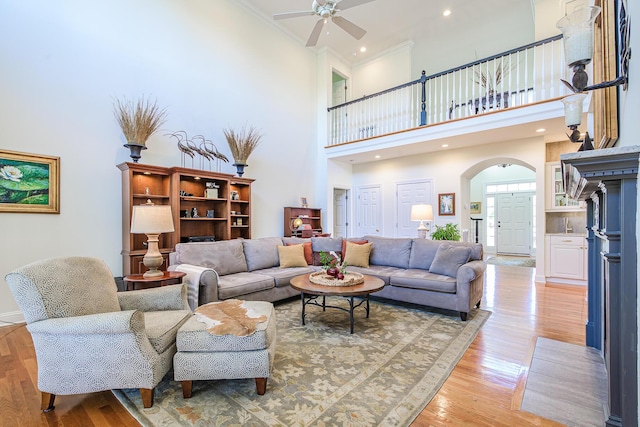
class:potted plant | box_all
[473,60,511,95]
[223,125,263,177]
[114,96,167,162]
[431,223,461,241]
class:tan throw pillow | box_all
[285,241,313,265]
[343,241,372,268]
[341,239,368,259]
[277,244,308,268]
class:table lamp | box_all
[131,202,175,278]
[410,204,433,239]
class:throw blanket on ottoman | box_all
[195,299,267,336]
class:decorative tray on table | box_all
[309,271,364,287]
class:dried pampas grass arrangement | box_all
[113,96,167,146]
[223,125,263,165]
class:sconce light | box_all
[410,204,433,239]
[131,201,175,278]
[556,4,630,150]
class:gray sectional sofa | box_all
[168,235,486,320]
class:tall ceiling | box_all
[241,0,537,66]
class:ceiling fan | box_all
[273,0,375,47]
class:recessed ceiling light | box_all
[443,9,451,17]
[374,155,381,159]
[441,144,449,148]
[360,46,367,53]
[536,128,546,132]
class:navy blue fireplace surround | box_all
[562,146,639,427]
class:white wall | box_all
[351,42,414,98]
[0,0,318,320]
[351,138,544,229]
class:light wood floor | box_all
[0,264,587,426]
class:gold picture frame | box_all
[438,193,455,216]
[0,149,60,214]
[470,201,481,214]
[592,0,619,148]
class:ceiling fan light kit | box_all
[273,0,374,47]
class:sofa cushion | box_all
[365,236,413,269]
[175,240,248,276]
[390,270,457,293]
[144,310,192,353]
[217,272,275,300]
[343,241,372,268]
[254,266,316,287]
[311,236,343,266]
[345,265,406,285]
[277,244,308,268]
[429,244,472,277]
[457,242,484,261]
[285,241,312,265]
[408,239,443,270]
[242,237,283,271]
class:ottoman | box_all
[174,300,276,397]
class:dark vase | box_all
[233,163,248,177]
[124,143,147,163]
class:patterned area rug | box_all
[114,299,490,426]
[486,256,536,268]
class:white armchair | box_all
[4,256,192,411]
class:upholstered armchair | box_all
[4,256,192,411]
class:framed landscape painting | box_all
[438,193,455,216]
[470,201,481,214]
[0,150,60,214]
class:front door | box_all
[356,185,381,236]
[497,192,531,255]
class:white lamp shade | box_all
[561,93,587,127]
[131,204,175,234]
[410,204,433,221]
[556,6,601,66]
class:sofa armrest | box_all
[117,284,189,312]
[168,263,220,304]
[456,260,487,283]
[27,310,143,335]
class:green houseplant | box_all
[431,223,461,241]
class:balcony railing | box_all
[327,35,568,146]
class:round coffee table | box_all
[290,273,385,334]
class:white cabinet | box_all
[546,162,584,211]
[545,234,587,284]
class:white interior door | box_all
[333,188,349,238]
[332,79,347,105]
[396,180,432,237]
[356,185,381,236]
[497,192,531,255]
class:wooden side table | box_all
[123,271,186,291]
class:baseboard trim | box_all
[0,310,25,326]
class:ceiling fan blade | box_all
[306,19,326,47]
[273,10,315,20]
[335,0,375,11]
[331,16,366,40]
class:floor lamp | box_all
[411,204,433,239]
[131,202,175,278]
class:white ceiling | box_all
[239,0,573,162]
[241,0,536,65]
